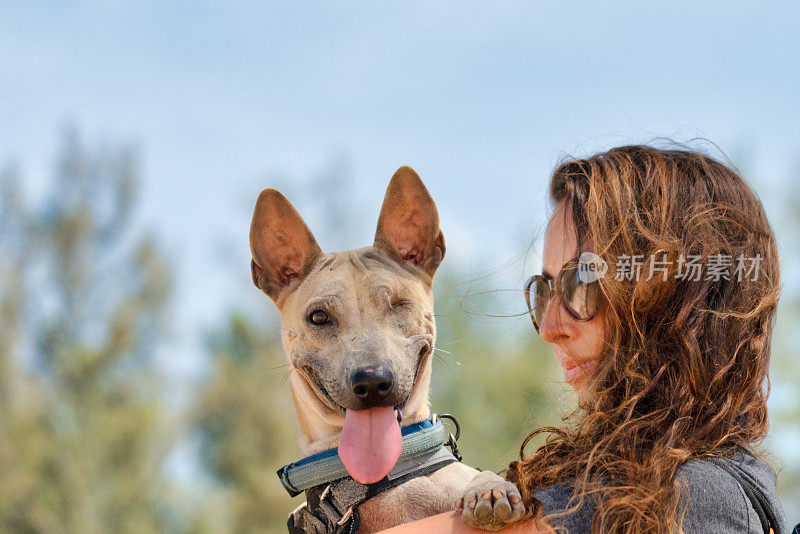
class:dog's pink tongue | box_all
[339,407,402,484]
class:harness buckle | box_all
[290,501,307,517]
[336,506,354,526]
[320,484,333,502]
[437,413,462,462]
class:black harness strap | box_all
[287,455,457,533]
[708,458,780,534]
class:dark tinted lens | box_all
[561,267,599,320]
[531,279,552,328]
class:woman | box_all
[459,145,788,533]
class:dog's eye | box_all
[391,299,409,310]
[308,310,329,325]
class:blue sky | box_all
[2,0,800,508]
[3,0,799,371]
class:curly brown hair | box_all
[506,145,781,533]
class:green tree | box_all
[190,313,300,534]
[0,128,176,533]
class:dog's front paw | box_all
[457,471,526,531]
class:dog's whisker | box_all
[436,339,471,349]
[433,353,452,371]
[432,347,467,369]
[280,369,294,386]
[280,363,296,379]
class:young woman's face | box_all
[540,199,606,396]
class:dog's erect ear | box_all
[250,189,322,303]
[374,166,445,278]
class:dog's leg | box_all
[458,471,526,531]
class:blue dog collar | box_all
[277,416,449,497]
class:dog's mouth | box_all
[298,344,430,424]
[302,368,407,423]
[296,364,347,414]
[297,342,431,485]
[392,342,430,423]
[394,341,433,424]
[338,349,427,485]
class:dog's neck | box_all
[288,359,434,457]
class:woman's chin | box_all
[563,359,597,385]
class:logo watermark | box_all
[576,253,762,282]
[578,252,608,283]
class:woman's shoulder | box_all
[676,446,786,533]
[531,481,597,532]
[530,447,786,533]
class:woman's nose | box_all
[538,294,569,343]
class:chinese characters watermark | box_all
[581,253,762,282]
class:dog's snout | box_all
[349,366,394,405]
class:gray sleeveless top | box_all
[532,447,787,533]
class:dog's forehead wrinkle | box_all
[305,290,346,311]
[357,247,395,268]
[346,249,370,272]
[304,256,337,280]
[297,265,353,306]
[303,251,357,283]
[358,246,424,280]
[366,280,393,307]
[360,268,415,301]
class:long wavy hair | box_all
[506,145,781,532]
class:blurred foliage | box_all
[0,128,176,533]
[1,138,797,533]
[770,160,800,522]
[189,313,299,534]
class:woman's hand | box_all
[457,471,526,531]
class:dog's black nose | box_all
[349,366,394,405]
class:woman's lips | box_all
[562,358,597,384]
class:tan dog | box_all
[249,167,524,533]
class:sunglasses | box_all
[524,256,601,333]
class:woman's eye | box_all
[308,310,329,325]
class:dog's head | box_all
[249,166,445,481]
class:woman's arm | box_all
[377,470,556,533]
[378,511,551,533]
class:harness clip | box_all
[438,413,463,462]
[336,506,354,526]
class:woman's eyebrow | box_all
[542,268,555,280]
